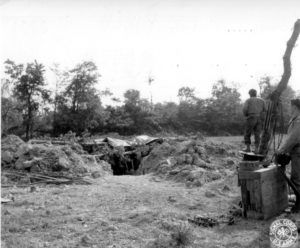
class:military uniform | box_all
[243,97,266,148]
[278,114,300,195]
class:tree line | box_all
[1,60,298,140]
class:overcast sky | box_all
[0,0,299,104]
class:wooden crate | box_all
[238,163,288,220]
[238,161,262,171]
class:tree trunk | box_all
[26,95,32,141]
[25,117,30,141]
[258,19,300,155]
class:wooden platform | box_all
[238,162,288,220]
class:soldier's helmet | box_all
[248,89,257,97]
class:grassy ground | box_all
[1,136,298,248]
[207,136,243,142]
[2,174,273,248]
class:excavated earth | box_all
[2,136,300,247]
[1,135,112,180]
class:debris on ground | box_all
[79,135,163,175]
[1,135,25,164]
[136,138,239,187]
[188,214,235,227]
[3,142,111,176]
[1,198,12,204]
[2,170,92,186]
[228,204,243,217]
[1,135,112,186]
[1,134,240,187]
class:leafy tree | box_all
[205,80,243,135]
[4,60,51,140]
[258,76,272,98]
[105,106,134,134]
[123,89,142,129]
[50,63,69,129]
[154,102,180,131]
[176,87,201,132]
[1,79,11,97]
[65,61,99,112]
[124,89,140,106]
[53,61,106,134]
[1,97,23,136]
[121,89,160,134]
[34,108,53,136]
[178,87,197,103]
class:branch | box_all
[270,19,300,101]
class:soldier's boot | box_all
[243,145,251,153]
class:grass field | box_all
[1,136,297,248]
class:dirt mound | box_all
[138,142,177,174]
[12,144,111,176]
[1,135,25,165]
[81,155,112,175]
[204,142,238,156]
[1,136,112,177]
[69,142,86,155]
[1,135,25,151]
[138,139,237,187]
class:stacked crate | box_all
[238,162,288,219]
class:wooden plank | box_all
[239,161,261,171]
[238,170,261,180]
[248,180,253,210]
[246,184,251,208]
[238,166,279,180]
[251,181,257,210]
[241,179,252,215]
[240,180,248,207]
[254,179,262,212]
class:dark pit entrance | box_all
[81,138,163,176]
[106,151,142,175]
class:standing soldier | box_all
[243,89,266,153]
[276,99,300,212]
